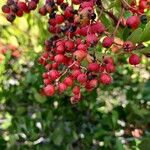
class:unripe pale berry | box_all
[73,50,87,62]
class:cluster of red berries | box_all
[0,42,21,63]
[2,0,39,22]
[130,0,150,14]
[2,0,149,103]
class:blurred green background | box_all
[0,1,150,150]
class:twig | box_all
[55,61,76,83]
[113,8,125,37]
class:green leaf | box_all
[136,46,150,54]
[127,28,143,43]
[34,92,47,103]
[123,27,131,41]
[140,22,150,42]
[52,124,64,146]
[139,138,150,150]
[114,139,124,150]
[112,111,118,128]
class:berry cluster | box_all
[2,0,39,22]
[130,0,150,14]
[0,42,21,63]
[2,0,149,104]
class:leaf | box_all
[140,22,150,42]
[123,27,131,41]
[34,92,47,103]
[139,138,150,150]
[112,111,118,128]
[52,124,64,146]
[127,28,143,43]
[114,139,124,150]
[136,46,150,54]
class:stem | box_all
[55,61,76,83]
[113,8,125,37]
[121,0,142,15]
[104,11,118,25]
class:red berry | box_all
[48,70,60,80]
[55,14,64,24]
[99,73,112,85]
[16,10,23,17]
[65,40,75,51]
[28,1,37,10]
[6,14,16,22]
[88,63,99,72]
[139,1,148,9]
[91,22,105,34]
[129,54,141,65]
[56,0,64,5]
[44,85,55,96]
[71,69,82,79]
[77,73,87,84]
[72,0,80,5]
[77,43,87,51]
[49,18,57,26]
[39,6,47,15]
[103,56,114,64]
[52,63,59,69]
[54,54,65,63]
[2,5,10,13]
[123,41,135,52]
[56,45,65,53]
[63,76,73,86]
[86,34,98,45]
[72,86,80,95]
[45,64,52,70]
[126,16,140,29]
[105,64,116,73]
[43,78,51,85]
[17,2,28,12]
[102,37,114,48]
[42,72,49,78]
[86,79,98,91]
[58,83,67,93]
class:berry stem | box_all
[55,61,76,83]
[113,8,125,37]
